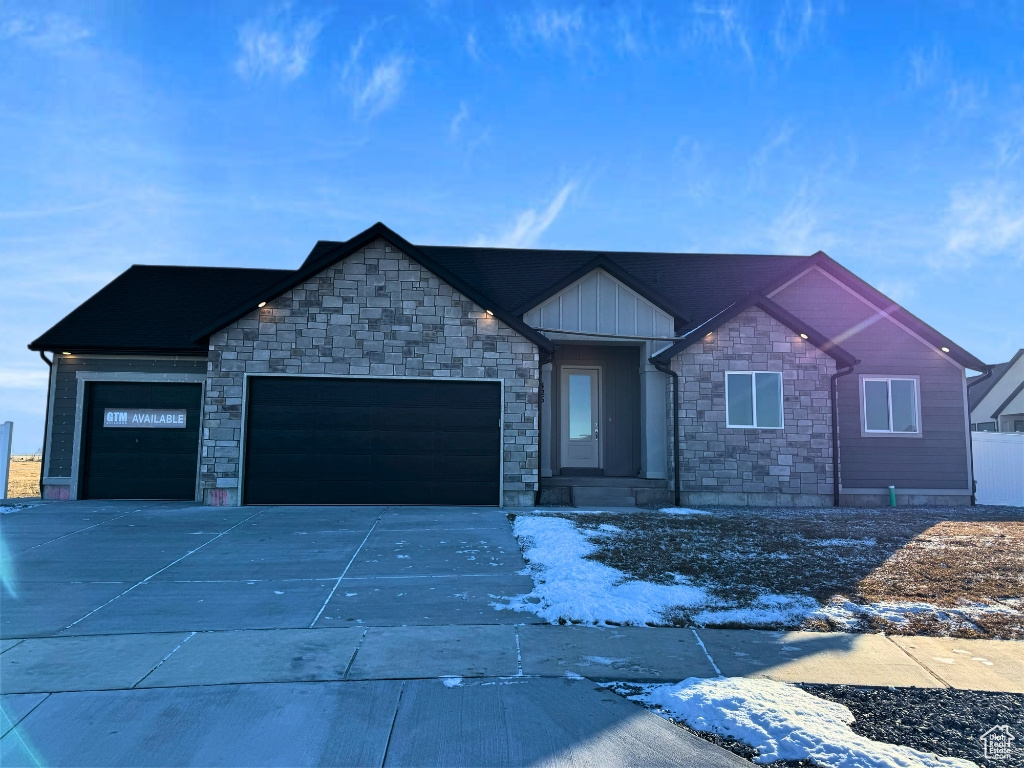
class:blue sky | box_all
[2,1,1023,452]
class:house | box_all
[968,349,1024,433]
[28,222,987,508]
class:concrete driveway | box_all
[0,501,743,767]
[1,502,540,637]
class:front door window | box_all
[561,367,600,468]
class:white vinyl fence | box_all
[0,421,12,500]
[972,431,1024,507]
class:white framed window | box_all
[861,376,920,435]
[725,371,783,429]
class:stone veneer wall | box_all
[668,307,836,506]
[200,238,540,506]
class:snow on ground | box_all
[811,597,1022,635]
[693,593,821,628]
[493,515,714,625]
[659,507,711,516]
[0,506,16,514]
[628,677,976,767]
[498,514,819,627]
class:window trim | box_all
[725,371,784,430]
[859,375,922,438]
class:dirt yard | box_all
[6,456,41,499]
[538,506,1024,639]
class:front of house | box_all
[30,222,987,508]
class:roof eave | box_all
[650,293,857,368]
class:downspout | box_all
[965,366,995,504]
[830,360,859,507]
[651,358,681,508]
[38,350,53,498]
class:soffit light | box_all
[485,309,493,316]
[800,333,809,340]
[258,301,267,308]
[941,346,950,353]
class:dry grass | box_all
[6,457,41,499]
[536,506,1024,639]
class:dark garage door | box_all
[243,377,501,505]
[80,382,202,500]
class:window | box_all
[1014,419,1024,433]
[862,377,919,434]
[972,422,997,432]
[726,372,783,429]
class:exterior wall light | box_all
[800,333,809,340]
[941,346,950,353]
[485,309,494,316]
[62,351,71,355]
[258,301,267,308]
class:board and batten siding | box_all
[45,355,208,484]
[771,267,971,492]
[524,269,674,338]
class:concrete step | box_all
[572,487,636,508]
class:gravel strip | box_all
[613,681,1022,767]
[798,685,1024,768]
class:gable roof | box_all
[991,379,1024,419]
[649,292,858,368]
[28,266,291,354]
[507,254,689,321]
[414,245,809,330]
[766,253,988,372]
[28,223,989,370]
[189,222,556,353]
[968,349,1024,411]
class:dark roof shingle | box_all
[29,265,291,353]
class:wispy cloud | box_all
[772,0,828,58]
[234,6,324,83]
[466,29,482,60]
[472,182,577,248]
[946,78,986,116]
[0,12,90,51]
[688,2,753,66]
[943,181,1024,266]
[749,122,795,187]
[450,101,470,140]
[765,183,834,255]
[342,32,410,119]
[508,7,587,53]
[908,43,943,90]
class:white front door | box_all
[560,367,601,469]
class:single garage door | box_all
[243,377,501,505]
[80,382,202,500]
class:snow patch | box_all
[812,537,877,547]
[811,597,1019,634]
[633,676,974,767]
[564,670,585,680]
[694,593,820,628]
[660,507,710,516]
[597,524,622,533]
[441,676,463,688]
[493,516,713,626]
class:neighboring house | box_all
[968,349,1024,433]
[29,222,987,509]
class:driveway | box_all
[0,501,745,767]
[1,502,539,637]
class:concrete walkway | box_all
[2,624,1021,697]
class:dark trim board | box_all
[241,376,503,505]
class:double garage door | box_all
[80,378,501,505]
[242,377,502,505]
